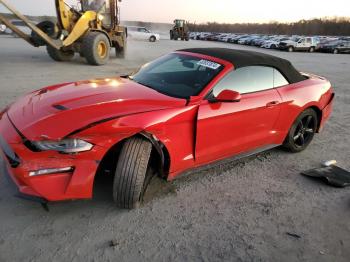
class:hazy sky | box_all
[1,0,349,23]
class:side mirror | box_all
[210,89,241,103]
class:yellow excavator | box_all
[0,0,127,65]
[170,19,189,41]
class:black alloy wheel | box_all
[292,115,316,148]
[283,109,318,152]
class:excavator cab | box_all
[170,19,189,41]
[81,0,112,28]
[0,0,127,65]
[175,19,184,28]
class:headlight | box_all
[33,139,93,153]
[98,14,104,21]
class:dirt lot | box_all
[0,35,349,262]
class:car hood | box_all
[7,77,186,141]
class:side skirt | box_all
[171,144,280,180]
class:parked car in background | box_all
[319,40,350,54]
[332,41,350,54]
[189,32,199,40]
[197,32,211,40]
[127,26,160,42]
[339,36,350,41]
[190,31,349,55]
[318,40,341,53]
[238,36,253,45]
[245,36,261,45]
[279,37,319,52]
[217,33,232,42]
[252,36,272,47]
[261,37,290,49]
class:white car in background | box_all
[127,26,160,42]
[261,37,290,49]
[217,33,232,42]
[197,32,211,40]
[0,24,6,34]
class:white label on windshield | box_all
[197,60,221,70]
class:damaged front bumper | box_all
[0,113,107,202]
[0,153,48,204]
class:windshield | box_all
[130,53,223,99]
[81,0,106,11]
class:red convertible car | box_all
[0,48,334,209]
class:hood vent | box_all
[52,104,69,111]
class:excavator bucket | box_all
[0,0,62,49]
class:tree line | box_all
[188,17,350,36]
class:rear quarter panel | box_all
[275,75,333,142]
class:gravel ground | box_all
[0,35,349,262]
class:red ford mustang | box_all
[0,48,334,209]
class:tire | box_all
[271,44,276,49]
[149,36,156,42]
[283,109,318,153]
[113,137,153,209]
[288,46,294,52]
[309,47,315,53]
[46,45,74,62]
[333,49,339,54]
[31,21,58,46]
[83,32,110,65]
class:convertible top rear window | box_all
[130,53,223,99]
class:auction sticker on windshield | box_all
[197,60,221,70]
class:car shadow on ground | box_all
[0,147,285,215]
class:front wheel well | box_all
[94,133,171,187]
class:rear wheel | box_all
[283,109,318,153]
[46,45,74,62]
[149,36,156,42]
[333,49,339,54]
[309,46,315,53]
[83,32,110,65]
[288,46,294,52]
[113,137,153,209]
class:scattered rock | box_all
[286,232,301,239]
[183,223,192,230]
[109,240,119,247]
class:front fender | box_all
[74,106,199,175]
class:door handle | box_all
[266,101,280,107]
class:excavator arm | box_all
[0,0,62,49]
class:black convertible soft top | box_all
[179,48,306,84]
